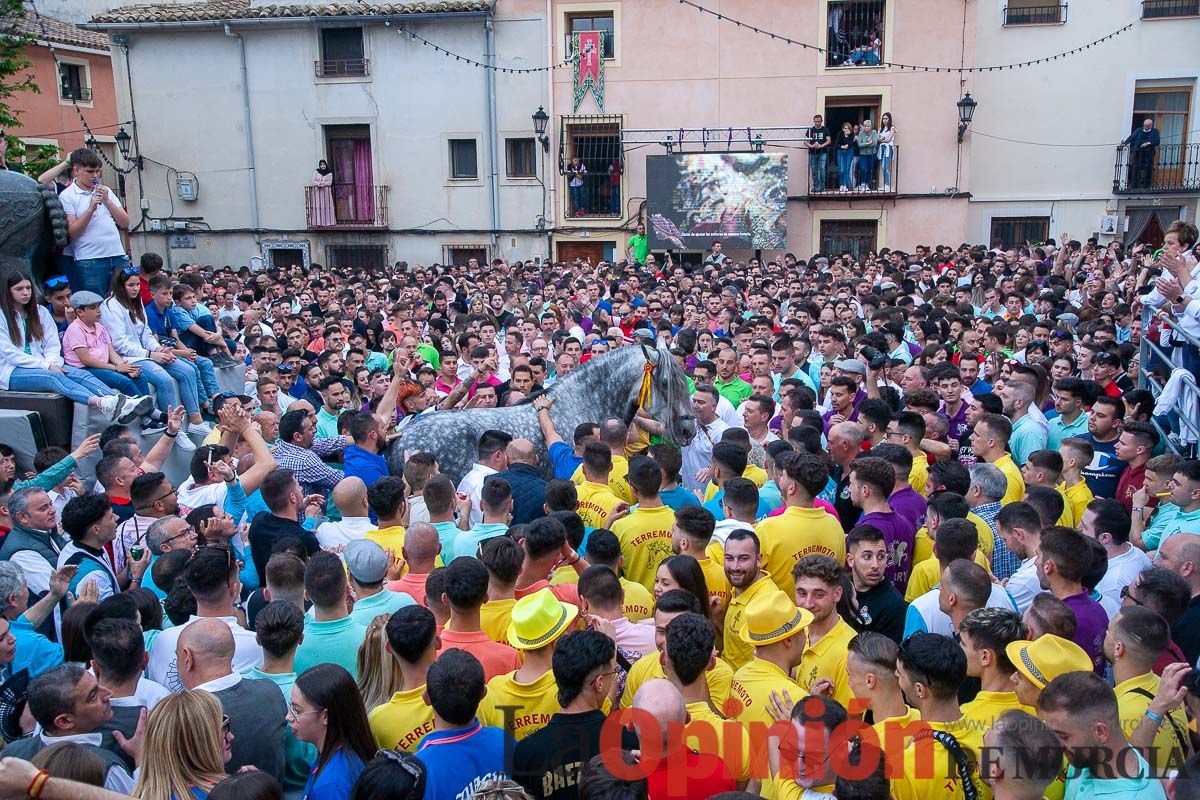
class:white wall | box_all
[110,11,550,267]
[967,0,1200,242]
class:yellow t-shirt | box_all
[904,551,991,602]
[868,706,920,751]
[909,453,929,496]
[549,565,578,586]
[1116,672,1190,774]
[572,456,633,504]
[913,514,996,569]
[366,525,406,556]
[477,668,559,741]
[722,574,780,671]
[888,717,983,800]
[480,598,515,644]
[612,505,676,594]
[696,553,732,615]
[760,777,835,800]
[576,481,623,529]
[1061,479,1094,529]
[960,690,1034,739]
[755,506,846,598]
[368,685,435,752]
[792,617,857,711]
[620,650,733,710]
[729,657,802,728]
[701,464,770,502]
[621,577,654,621]
[993,454,1026,507]
[683,700,752,782]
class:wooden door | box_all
[557,241,605,266]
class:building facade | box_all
[87,0,551,270]
[967,0,1200,249]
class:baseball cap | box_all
[345,539,389,584]
[69,290,104,309]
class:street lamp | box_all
[114,127,132,160]
[532,106,550,152]
[957,93,977,143]
[85,135,98,150]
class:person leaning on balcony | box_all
[1142,220,1200,373]
[1121,118,1160,189]
[309,160,335,227]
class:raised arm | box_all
[533,394,565,447]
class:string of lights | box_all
[399,27,575,74]
[676,0,1135,74]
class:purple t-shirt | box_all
[888,487,928,532]
[1063,592,1108,673]
[857,510,917,593]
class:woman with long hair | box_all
[356,615,403,713]
[652,555,711,622]
[132,690,231,799]
[878,112,897,192]
[0,271,142,422]
[290,664,375,799]
[100,266,215,440]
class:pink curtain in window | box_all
[353,139,374,222]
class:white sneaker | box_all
[174,431,197,452]
[188,420,215,436]
[839,185,849,193]
[128,395,154,416]
[97,394,121,420]
[883,184,890,192]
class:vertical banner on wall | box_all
[572,30,605,112]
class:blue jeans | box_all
[879,147,894,187]
[809,152,828,191]
[9,365,117,405]
[836,149,853,188]
[85,367,151,399]
[856,154,877,188]
[69,255,130,297]
[138,357,202,415]
[569,183,586,213]
[188,355,222,400]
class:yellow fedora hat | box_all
[739,590,814,646]
[1006,634,1093,690]
[507,588,579,651]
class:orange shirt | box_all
[387,573,430,606]
[516,580,581,607]
[436,628,521,682]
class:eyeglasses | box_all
[44,275,70,289]
[287,703,323,719]
[1120,585,1145,607]
[121,266,142,277]
[376,749,425,783]
[221,715,232,736]
[162,523,196,546]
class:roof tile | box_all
[8,5,110,50]
[91,0,492,25]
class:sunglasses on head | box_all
[44,275,70,289]
[121,266,142,277]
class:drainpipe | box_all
[544,0,554,261]
[485,15,500,254]
[224,24,261,241]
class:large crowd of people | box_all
[0,147,1197,800]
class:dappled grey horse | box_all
[386,344,697,484]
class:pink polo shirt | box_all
[62,319,113,368]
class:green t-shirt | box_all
[628,234,649,264]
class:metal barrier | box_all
[1138,306,1200,457]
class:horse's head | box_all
[637,345,696,446]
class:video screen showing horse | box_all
[646,153,788,251]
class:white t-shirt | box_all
[59,181,127,260]
[1096,545,1152,610]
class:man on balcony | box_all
[1122,118,1160,190]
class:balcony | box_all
[1113,143,1200,194]
[305,184,388,230]
[826,0,886,68]
[1142,0,1199,17]
[1003,4,1068,25]
[314,58,369,78]
[60,86,92,102]
[805,145,898,198]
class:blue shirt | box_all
[10,615,63,678]
[660,486,700,511]
[1064,750,1165,800]
[702,490,776,522]
[432,520,463,560]
[452,522,509,562]
[295,617,367,678]
[968,378,994,396]
[417,721,510,800]
[1079,434,1127,500]
[344,445,388,492]
[303,747,365,800]
[548,442,582,480]
[144,301,169,336]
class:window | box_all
[820,220,877,260]
[506,138,537,178]
[560,115,622,218]
[449,139,479,179]
[326,245,387,270]
[566,13,615,59]
[989,217,1050,249]
[1003,1,1068,25]
[1132,87,1191,149]
[826,1,885,68]
[317,27,368,77]
[57,62,90,101]
[1142,0,1199,18]
[443,245,489,266]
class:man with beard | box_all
[1037,671,1166,800]
[721,529,779,671]
[956,392,1002,467]
[1036,526,1107,673]
[792,554,857,710]
[845,524,906,643]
